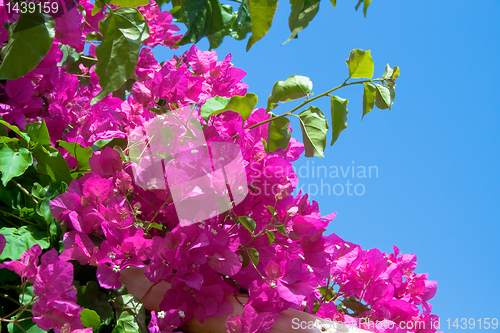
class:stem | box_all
[245,78,385,130]
[11,180,38,205]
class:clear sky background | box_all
[156,1,500,330]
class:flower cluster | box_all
[0,1,440,333]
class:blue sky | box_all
[157,0,500,330]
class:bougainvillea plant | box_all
[0,0,439,332]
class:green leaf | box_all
[298,106,329,158]
[266,205,276,216]
[354,0,371,16]
[110,0,149,7]
[382,64,394,80]
[267,75,313,111]
[25,121,50,146]
[0,12,55,80]
[231,1,252,40]
[112,294,145,333]
[0,145,33,186]
[275,224,287,236]
[284,0,320,44]
[201,95,230,121]
[238,216,256,233]
[330,0,336,7]
[92,8,149,104]
[207,3,236,50]
[58,141,93,174]
[91,137,127,152]
[81,309,101,331]
[208,93,258,121]
[391,66,400,79]
[77,281,114,326]
[175,0,229,49]
[248,247,259,266]
[0,120,30,145]
[246,0,278,51]
[266,230,275,245]
[374,84,395,110]
[330,96,348,146]
[346,49,374,79]
[0,226,50,260]
[92,0,104,16]
[362,82,376,119]
[31,143,72,185]
[267,115,291,153]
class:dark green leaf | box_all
[285,0,320,44]
[246,0,278,51]
[0,12,55,80]
[238,216,256,233]
[374,84,395,110]
[58,141,93,173]
[362,82,376,119]
[0,226,50,260]
[77,281,114,325]
[267,75,313,111]
[276,224,287,236]
[231,1,252,40]
[175,0,228,49]
[266,230,275,245]
[0,144,33,186]
[25,121,50,146]
[110,0,149,7]
[330,0,336,7]
[208,93,257,121]
[200,95,230,121]
[7,308,46,333]
[346,49,374,79]
[330,95,348,146]
[81,309,101,331]
[298,106,329,158]
[207,3,236,50]
[31,143,72,185]
[92,8,149,104]
[248,247,259,266]
[267,115,291,152]
[91,137,127,152]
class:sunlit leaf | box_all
[246,0,278,50]
[346,49,374,79]
[298,106,329,157]
[0,145,33,186]
[362,82,377,119]
[375,84,395,110]
[285,0,320,44]
[267,75,313,111]
[330,96,348,146]
[209,93,258,121]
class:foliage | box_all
[0,0,440,333]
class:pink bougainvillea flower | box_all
[3,244,42,282]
